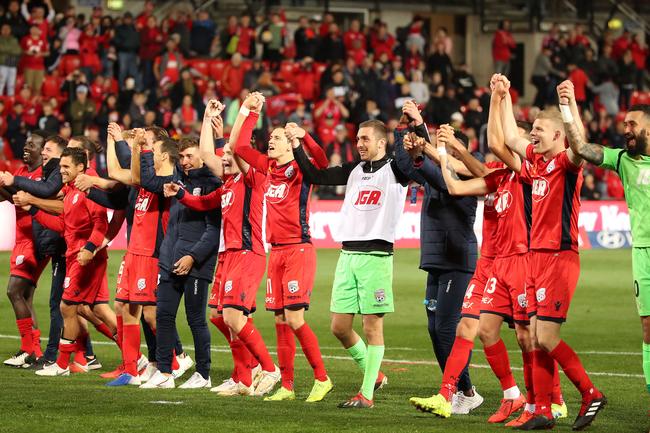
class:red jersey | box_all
[343,30,366,51]
[33,184,108,259]
[179,168,266,254]
[485,169,532,257]
[234,112,329,246]
[21,36,48,70]
[13,165,42,243]
[520,145,583,252]
[479,161,505,258]
[128,187,170,257]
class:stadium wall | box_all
[0,200,632,251]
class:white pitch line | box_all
[0,334,643,379]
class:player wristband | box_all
[437,147,447,156]
[84,242,97,254]
[239,106,250,117]
[559,104,573,123]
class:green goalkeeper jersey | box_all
[600,147,650,247]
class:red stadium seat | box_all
[59,55,82,76]
[630,91,650,106]
[241,60,254,73]
[208,60,226,81]
[279,61,297,82]
[41,75,62,99]
[187,59,210,77]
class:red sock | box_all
[56,339,75,369]
[549,340,601,401]
[211,316,239,380]
[230,338,250,385]
[237,321,274,372]
[293,323,327,382]
[551,361,563,404]
[74,331,89,365]
[32,328,43,358]
[16,318,34,354]
[95,322,118,346]
[533,349,555,418]
[247,318,259,369]
[484,339,517,391]
[522,351,535,405]
[122,324,140,376]
[116,315,124,348]
[276,324,296,389]
[439,336,474,401]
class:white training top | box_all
[333,161,407,243]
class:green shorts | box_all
[633,247,650,317]
[330,251,394,315]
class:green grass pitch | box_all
[0,249,647,432]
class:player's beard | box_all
[626,129,648,157]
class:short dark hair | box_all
[70,135,102,158]
[358,120,388,142]
[160,138,179,164]
[61,147,87,170]
[145,126,169,142]
[30,129,48,144]
[628,104,650,118]
[46,135,68,151]
[178,136,199,152]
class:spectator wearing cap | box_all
[492,19,516,75]
[20,24,49,94]
[68,85,96,135]
[114,12,141,89]
[0,23,21,96]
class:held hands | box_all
[133,128,147,150]
[205,99,226,118]
[107,122,124,142]
[211,115,224,139]
[244,92,265,113]
[556,80,575,105]
[490,73,509,98]
[0,171,15,187]
[77,248,94,266]
[173,255,194,275]
[403,132,425,159]
[74,174,94,192]
[12,191,33,208]
[163,182,181,198]
[402,100,424,126]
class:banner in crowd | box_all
[0,200,632,251]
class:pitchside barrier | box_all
[0,200,632,251]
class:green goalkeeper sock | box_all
[347,339,367,372]
[643,343,650,392]
[360,345,385,401]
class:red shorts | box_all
[218,250,266,315]
[480,254,530,324]
[526,250,580,323]
[461,256,494,319]
[10,240,48,284]
[266,243,316,311]
[63,256,109,305]
[115,252,159,305]
[209,254,226,310]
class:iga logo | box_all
[495,191,513,213]
[353,187,384,210]
[265,182,289,203]
[288,280,299,294]
[137,278,146,291]
[532,178,549,202]
[221,189,234,214]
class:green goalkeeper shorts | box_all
[633,247,650,317]
[330,251,394,315]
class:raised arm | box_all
[436,128,490,196]
[74,173,120,192]
[107,123,134,185]
[86,187,130,210]
[12,167,63,198]
[199,100,225,177]
[302,131,329,169]
[488,76,521,172]
[292,142,355,186]
[139,149,173,194]
[557,80,590,166]
[233,94,271,172]
[499,77,529,161]
[130,129,144,186]
[172,185,222,212]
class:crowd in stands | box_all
[0,0,647,200]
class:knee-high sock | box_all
[522,351,535,405]
[230,339,251,386]
[73,331,89,365]
[549,340,601,400]
[237,322,274,372]
[360,345,384,401]
[56,338,75,369]
[116,315,124,350]
[94,322,118,347]
[276,323,296,390]
[293,323,327,382]
[533,349,555,418]
[211,316,238,381]
[551,361,563,405]
[439,336,474,401]
[347,338,367,371]
[16,318,34,354]
[32,329,43,357]
[484,339,517,391]
[122,323,140,376]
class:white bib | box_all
[333,161,407,243]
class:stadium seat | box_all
[208,60,226,81]
[630,91,650,106]
[187,59,210,77]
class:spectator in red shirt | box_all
[135,0,155,30]
[343,19,365,52]
[295,57,318,103]
[612,29,631,60]
[313,86,350,147]
[319,13,335,38]
[79,24,104,76]
[236,15,256,59]
[370,23,395,62]
[221,52,245,101]
[140,16,164,91]
[567,61,589,110]
[492,19,516,75]
[154,35,184,88]
[630,33,648,90]
[21,25,49,95]
[20,0,54,41]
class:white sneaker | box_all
[210,378,238,394]
[451,387,484,414]
[35,361,70,377]
[4,350,31,367]
[137,354,149,372]
[238,382,255,396]
[253,365,281,396]
[139,370,175,389]
[140,363,158,382]
[251,364,263,388]
[179,372,211,389]
[172,353,194,379]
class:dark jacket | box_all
[395,124,478,273]
[113,24,140,53]
[141,152,221,281]
[13,158,66,259]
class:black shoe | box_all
[86,356,102,370]
[20,353,38,369]
[572,395,607,431]
[28,357,54,371]
[517,415,555,430]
